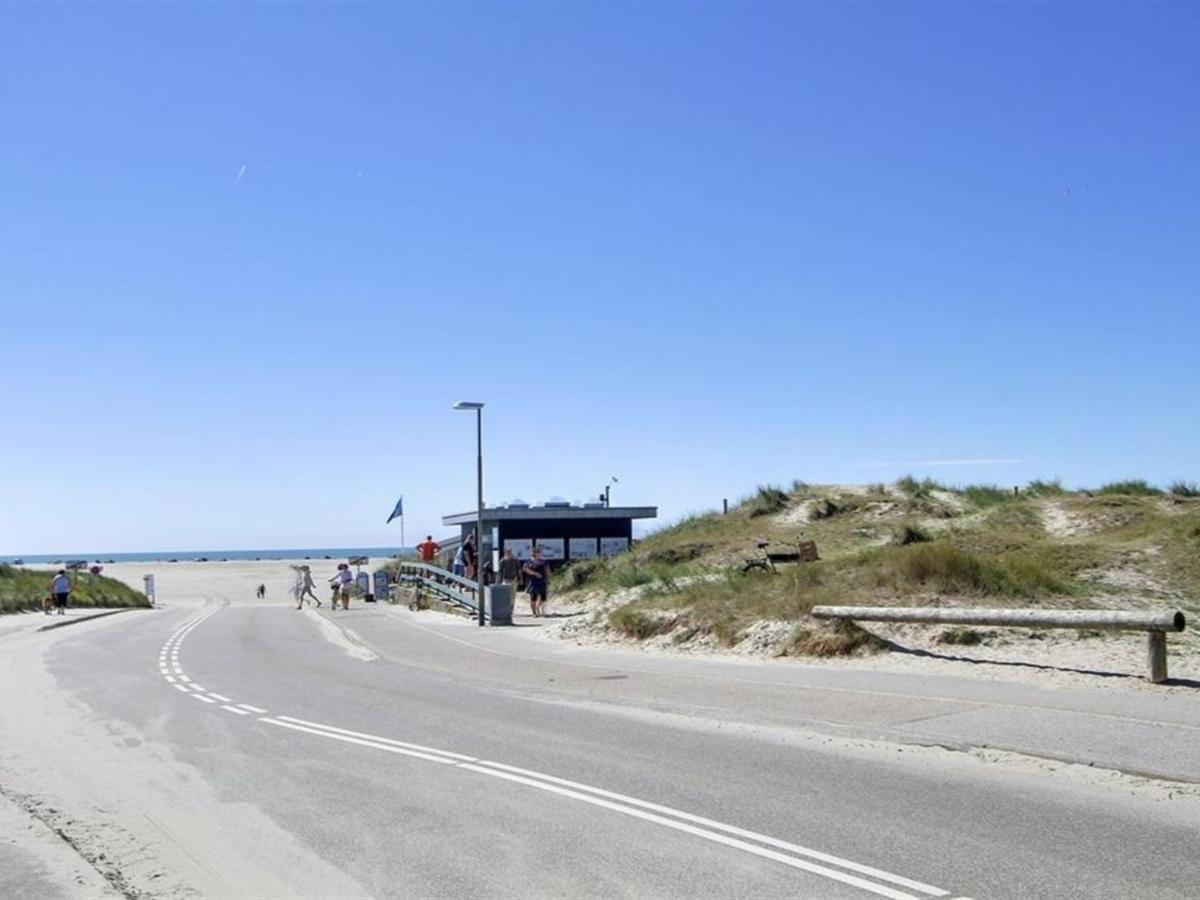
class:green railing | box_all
[397,562,483,618]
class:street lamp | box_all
[453,401,486,627]
[604,476,619,508]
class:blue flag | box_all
[386,496,404,524]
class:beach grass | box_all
[0,566,150,615]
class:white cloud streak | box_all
[853,458,1031,468]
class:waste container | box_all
[485,584,513,626]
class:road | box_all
[1,598,1198,899]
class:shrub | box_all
[895,475,942,499]
[1169,480,1200,498]
[783,620,887,656]
[867,483,889,496]
[1026,479,1065,496]
[743,485,790,517]
[1097,480,1162,496]
[938,627,983,646]
[962,484,1016,508]
[560,559,605,589]
[608,606,676,639]
[891,524,930,546]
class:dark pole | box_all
[476,407,485,627]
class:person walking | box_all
[50,570,71,616]
[256,583,267,599]
[451,545,467,578]
[522,547,549,617]
[296,566,321,609]
[330,563,354,610]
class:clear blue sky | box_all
[2,3,1197,554]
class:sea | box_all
[5,547,409,565]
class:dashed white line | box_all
[221,705,251,716]
[237,704,268,714]
[189,694,216,704]
[207,692,233,703]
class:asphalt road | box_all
[4,602,1199,899]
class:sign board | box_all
[569,538,598,560]
[143,574,156,602]
[356,571,370,595]
[65,560,88,570]
[535,538,565,561]
[349,556,369,566]
[504,539,533,561]
[373,570,390,602]
[600,537,629,558]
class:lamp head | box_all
[453,401,485,411]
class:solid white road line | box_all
[260,718,464,765]
[471,760,948,897]
[274,716,477,762]
[458,763,921,900]
[263,716,946,899]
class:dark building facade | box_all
[442,504,657,567]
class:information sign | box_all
[535,538,565,560]
[504,539,533,560]
[600,537,629,558]
[569,538,598,560]
[356,571,370,596]
[373,570,390,602]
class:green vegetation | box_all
[1097,479,1163,496]
[741,485,791,517]
[961,484,1017,508]
[552,476,1200,658]
[0,566,149,615]
[1169,480,1200,498]
[1026,479,1065,496]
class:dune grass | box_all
[0,566,149,615]
[554,478,1200,656]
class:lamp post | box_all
[453,401,486,627]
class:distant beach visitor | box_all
[256,583,266,599]
[452,545,466,577]
[50,569,71,616]
[330,564,353,610]
[416,536,440,564]
[296,566,321,609]
[463,531,478,580]
[522,547,549,617]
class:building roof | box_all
[442,505,657,527]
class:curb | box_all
[37,607,147,632]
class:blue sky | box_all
[2,3,1197,554]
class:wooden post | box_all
[1148,631,1169,683]
[723,498,728,515]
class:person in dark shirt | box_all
[499,549,522,596]
[522,546,549,616]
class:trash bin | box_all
[485,584,513,626]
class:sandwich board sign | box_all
[373,570,390,602]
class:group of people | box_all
[415,534,551,617]
[291,564,354,610]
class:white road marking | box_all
[157,606,954,899]
[458,763,921,900]
[275,716,477,762]
[264,716,947,899]
[164,675,176,684]
[260,718,464,766]
[470,760,948,897]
